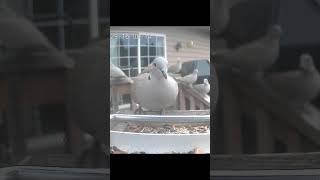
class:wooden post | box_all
[199,102,204,110]
[287,130,301,153]
[189,96,195,110]
[179,90,186,110]
[111,86,118,112]
[7,74,26,162]
[255,107,274,153]
[222,77,242,154]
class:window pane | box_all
[130,57,138,68]
[130,47,138,56]
[156,36,164,46]
[156,47,164,56]
[120,58,128,68]
[141,46,148,56]
[110,35,119,46]
[130,69,138,77]
[149,36,156,46]
[141,57,149,67]
[111,58,119,66]
[129,35,138,46]
[111,47,119,58]
[122,69,129,77]
[119,35,129,46]
[140,35,148,46]
[149,57,156,64]
[149,47,156,56]
[120,46,129,56]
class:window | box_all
[30,0,109,49]
[110,32,166,77]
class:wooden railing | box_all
[177,82,210,110]
[110,77,210,113]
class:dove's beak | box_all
[161,70,167,79]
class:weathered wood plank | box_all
[189,96,196,110]
[179,90,186,110]
[211,152,320,170]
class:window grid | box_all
[110,32,166,77]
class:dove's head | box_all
[203,78,209,85]
[300,53,316,71]
[150,57,168,79]
[268,25,282,38]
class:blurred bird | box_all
[211,0,249,35]
[110,63,127,79]
[0,6,74,71]
[212,25,282,78]
[266,53,320,110]
[168,60,182,74]
[177,69,198,87]
[131,57,178,114]
[194,78,210,95]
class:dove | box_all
[110,63,127,79]
[0,6,74,71]
[212,25,282,74]
[266,53,320,109]
[131,57,178,114]
[211,0,249,35]
[194,78,210,95]
[178,69,198,87]
[168,60,182,74]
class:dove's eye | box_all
[153,63,157,67]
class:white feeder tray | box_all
[110,114,210,154]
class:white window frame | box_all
[110,31,167,76]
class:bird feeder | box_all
[110,113,210,154]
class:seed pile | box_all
[124,124,209,134]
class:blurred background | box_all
[212,0,320,156]
[0,0,109,168]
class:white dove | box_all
[110,63,127,79]
[168,60,182,74]
[131,57,178,114]
[178,69,198,87]
[194,78,210,95]
[212,25,282,75]
[266,53,320,109]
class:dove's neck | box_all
[150,70,166,81]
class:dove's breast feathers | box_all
[131,74,178,110]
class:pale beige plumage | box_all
[131,57,178,111]
[266,53,320,106]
